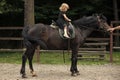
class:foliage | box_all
[0,0,24,14]
[0,0,119,25]
[34,0,114,24]
[0,0,24,26]
[35,4,59,24]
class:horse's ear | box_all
[99,13,107,21]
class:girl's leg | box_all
[63,26,70,38]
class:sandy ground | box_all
[0,63,120,80]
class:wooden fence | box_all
[77,38,109,60]
[110,21,120,50]
[0,27,23,41]
[0,26,110,61]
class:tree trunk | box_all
[113,0,119,47]
[113,0,119,21]
[24,0,40,62]
[24,0,34,27]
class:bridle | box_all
[96,16,110,31]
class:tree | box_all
[113,0,119,47]
[24,0,34,27]
[113,0,119,20]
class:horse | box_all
[20,14,110,78]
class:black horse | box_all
[20,14,110,78]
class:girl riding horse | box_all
[56,3,71,38]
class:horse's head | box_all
[93,14,110,31]
[73,14,110,32]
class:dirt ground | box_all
[0,63,120,80]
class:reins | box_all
[62,38,71,63]
[78,24,103,32]
[77,21,107,32]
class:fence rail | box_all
[0,26,110,61]
[0,37,23,40]
[0,27,23,30]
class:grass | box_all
[0,51,120,65]
[0,52,22,64]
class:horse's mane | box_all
[73,15,98,28]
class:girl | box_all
[56,3,71,38]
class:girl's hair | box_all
[59,3,69,11]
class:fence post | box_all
[35,46,40,63]
[110,23,113,62]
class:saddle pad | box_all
[50,22,75,39]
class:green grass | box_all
[0,51,120,65]
[0,52,22,64]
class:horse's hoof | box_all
[22,74,27,78]
[32,74,37,77]
[76,71,80,75]
[71,73,77,77]
[31,71,37,77]
[71,72,80,76]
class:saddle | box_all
[50,20,75,39]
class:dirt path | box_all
[0,63,120,80]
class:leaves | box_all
[0,0,119,25]
[0,0,24,14]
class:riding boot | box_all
[63,27,70,38]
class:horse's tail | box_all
[22,26,48,49]
[22,26,32,48]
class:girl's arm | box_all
[63,14,71,22]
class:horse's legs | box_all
[20,49,29,78]
[20,45,35,78]
[70,48,80,76]
[27,47,37,77]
